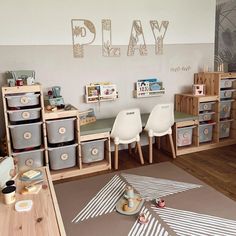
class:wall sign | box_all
[71,19,169,58]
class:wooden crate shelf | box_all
[174,72,236,156]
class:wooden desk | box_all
[80,112,198,136]
[0,167,66,236]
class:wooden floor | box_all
[55,144,236,202]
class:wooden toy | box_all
[79,108,96,126]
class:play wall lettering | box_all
[71,19,169,58]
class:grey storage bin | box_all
[13,149,44,172]
[199,123,215,143]
[177,126,195,147]
[46,118,76,144]
[220,89,235,99]
[9,122,42,149]
[48,144,77,170]
[199,102,215,112]
[220,120,231,138]
[220,79,233,89]
[220,100,233,119]
[5,93,40,108]
[199,112,215,122]
[81,139,106,163]
[7,108,41,122]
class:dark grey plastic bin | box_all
[13,149,44,172]
[46,118,76,144]
[7,108,41,122]
[48,144,77,170]
[81,139,106,164]
[9,122,42,149]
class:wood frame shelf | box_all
[174,72,236,156]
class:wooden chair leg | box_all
[134,142,138,154]
[157,137,161,149]
[128,143,132,155]
[149,136,153,164]
[168,134,176,159]
[114,144,119,170]
[136,142,144,165]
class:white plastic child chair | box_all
[110,108,144,170]
[144,103,176,163]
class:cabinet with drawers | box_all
[2,84,46,172]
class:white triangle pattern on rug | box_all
[128,206,170,236]
[122,173,201,201]
[151,206,236,236]
[72,175,126,223]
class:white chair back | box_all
[145,103,174,136]
[111,108,142,144]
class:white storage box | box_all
[177,126,195,147]
[7,108,41,122]
[13,149,44,172]
[220,100,233,119]
[5,93,40,108]
[199,102,215,112]
[220,89,235,99]
[199,123,215,143]
[220,79,233,89]
[81,139,106,163]
[48,144,77,170]
[199,112,215,122]
[9,122,42,149]
[219,120,231,138]
[46,118,75,144]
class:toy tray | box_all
[116,193,144,215]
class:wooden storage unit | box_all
[79,132,111,175]
[43,107,81,181]
[174,72,236,155]
[195,72,236,144]
[2,84,46,171]
[44,108,111,181]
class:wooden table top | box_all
[0,167,66,236]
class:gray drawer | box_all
[48,144,77,170]
[9,122,42,149]
[13,149,44,172]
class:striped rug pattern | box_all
[72,175,126,223]
[128,206,169,236]
[151,206,236,236]
[122,173,201,201]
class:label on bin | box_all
[58,127,66,134]
[22,111,30,119]
[61,153,69,161]
[20,96,29,105]
[24,132,32,140]
[25,159,34,167]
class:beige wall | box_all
[0,43,214,138]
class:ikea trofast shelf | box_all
[43,108,111,181]
[2,84,46,172]
[174,72,236,155]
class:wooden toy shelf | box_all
[44,109,111,181]
[174,72,236,155]
[1,84,47,171]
